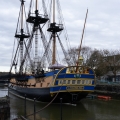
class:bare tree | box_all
[81,46,92,65]
[85,49,107,76]
[64,46,120,80]
[102,49,120,81]
[63,46,92,65]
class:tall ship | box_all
[8,0,96,104]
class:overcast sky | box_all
[0,0,120,72]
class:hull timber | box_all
[8,85,88,103]
[9,66,95,104]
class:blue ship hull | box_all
[8,85,89,103]
[9,66,96,103]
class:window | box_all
[63,80,66,84]
[77,80,81,84]
[86,80,88,84]
[72,80,76,84]
[47,83,49,86]
[88,80,92,84]
[84,80,86,84]
[82,80,84,84]
[67,80,70,84]
[59,80,63,84]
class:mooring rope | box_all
[13,67,67,120]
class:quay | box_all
[97,95,111,100]
[0,96,10,120]
[87,94,111,100]
[94,80,120,99]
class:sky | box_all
[0,0,120,72]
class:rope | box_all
[12,67,68,119]
[28,0,32,16]
[25,68,67,118]
[23,4,30,35]
[10,38,16,70]
[57,0,71,53]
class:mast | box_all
[24,0,49,74]
[52,0,56,64]
[35,0,38,73]
[20,0,24,69]
[76,9,88,72]
[53,0,55,22]
[47,0,63,65]
[36,0,38,10]
[10,0,30,74]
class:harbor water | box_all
[0,85,120,120]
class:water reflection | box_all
[9,93,94,120]
[0,86,120,120]
[0,85,8,97]
[83,99,120,120]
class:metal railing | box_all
[96,80,120,86]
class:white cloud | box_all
[0,0,120,71]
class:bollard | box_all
[34,98,36,120]
[60,98,63,120]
